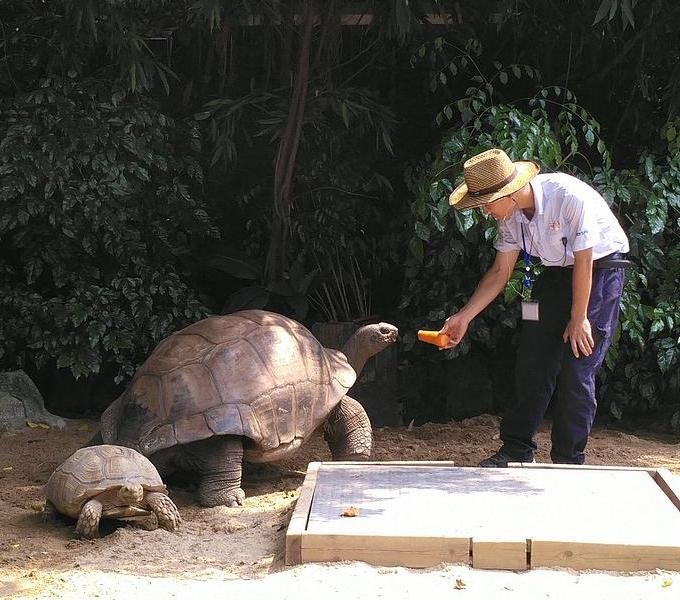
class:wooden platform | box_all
[285,461,680,571]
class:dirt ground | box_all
[3,415,680,599]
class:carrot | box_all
[417,330,450,348]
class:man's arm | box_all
[439,249,520,348]
[563,247,594,357]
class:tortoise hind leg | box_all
[181,436,245,508]
[324,396,373,460]
[75,498,103,539]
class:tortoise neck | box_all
[341,336,371,378]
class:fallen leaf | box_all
[78,423,93,431]
[2,466,12,472]
[26,421,50,430]
[454,577,466,590]
[341,506,359,517]
[662,579,672,587]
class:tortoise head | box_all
[359,322,399,352]
[341,322,398,378]
[117,483,144,505]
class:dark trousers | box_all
[499,266,626,464]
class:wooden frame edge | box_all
[652,468,680,512]
[326,461,457,467]
[531,539,680,571]
[472,538,528,571]
[508,462,655,473]
[285,461,321,565]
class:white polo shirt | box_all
[494,172,630,266]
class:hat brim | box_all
[448,160,540,211]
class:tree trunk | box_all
[265,5,315,284]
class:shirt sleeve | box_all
[493,221,521,253]
[562,192,599,252]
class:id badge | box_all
[521,300,540,321]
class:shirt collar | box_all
[515,177,544,225]
[529,177,544,215]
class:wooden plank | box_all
[285,461,320,566]
[302,532,469,551]
[531,540,680,571]
[472,538,527,571]
[302,532,469,568]
[326,461,457,467]
[509,462,654,473]
[301,547,462,569]
[652,468,680,512]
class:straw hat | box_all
[448,148,540,211]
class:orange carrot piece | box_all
[417,330,450,347]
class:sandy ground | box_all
[2,415,680,599]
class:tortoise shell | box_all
[45,445,167,518]
[105,310,356,457]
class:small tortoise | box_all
[44,445,181,539]
[96,309,398,507]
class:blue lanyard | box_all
[520,224,533,297]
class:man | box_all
[440,148,630,467]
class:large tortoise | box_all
[97,310,398,507]
[44,445,181,538]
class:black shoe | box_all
[478,451,535,468]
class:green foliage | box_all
[201,246,319,320]
[593,0,639,29]
[0,0,181,95]
[0,77,217,381]
[296,167,394,322]
[411,36,541,127]
[593,150,680,423]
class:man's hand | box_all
[563,317,594,358]
[439,312,472,350]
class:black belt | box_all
[593,252,634,270]
[544,252,634,271]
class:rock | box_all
[0,370,66,431]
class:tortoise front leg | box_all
[75,498,103,539]
[324,396,373,460]
[145,492,182,531]
[183,436,245,508]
